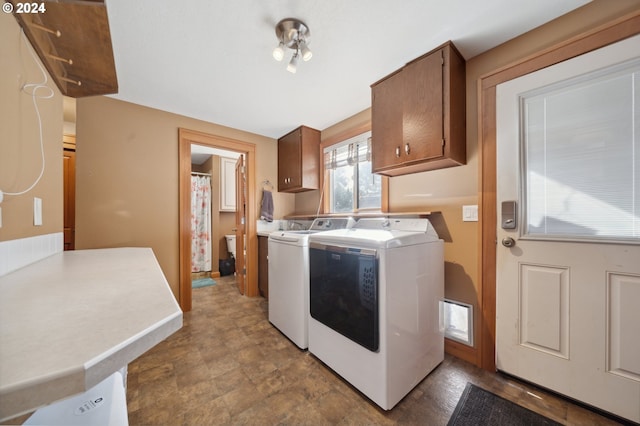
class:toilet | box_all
[224,234,236,258]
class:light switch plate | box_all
[34,197,42,226]
[462,205,478,222]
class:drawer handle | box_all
[405,143,411,155]
[395,146,401,157]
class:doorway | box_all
[63,135,76,250]
[190,145,241,287]
[477,10,640,375]
[495,35,640,422]
[178,128,258,312]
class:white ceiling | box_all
[105,0,590,140]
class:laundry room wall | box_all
[0,11,63,243]
[76,96,296,298]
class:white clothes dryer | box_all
[307,218,444,410]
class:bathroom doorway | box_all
[190,145,241,289]
[178,128,258,312]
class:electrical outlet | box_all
[462,205,478,222]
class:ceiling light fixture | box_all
[273,18,312,74]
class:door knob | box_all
[501,237,515,248]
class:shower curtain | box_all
[191,174,212,272]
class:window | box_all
[324,131,381,213]
[522,59,640,241]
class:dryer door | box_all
[309,243,379,352]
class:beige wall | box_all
[296,0,640,358]
[0,12,63,242]
[76,96,295,297]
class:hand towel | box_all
[260,190,274,222]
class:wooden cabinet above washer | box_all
[371,41,466,176]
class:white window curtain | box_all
[191,175,212,272]
[324,133,372,170]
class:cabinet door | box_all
[278,130,301,191]
[220,157,237,211]
[371,70,404,172]
[403,49,444,163]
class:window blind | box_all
[324,131,372,170]
[522,59,639,240]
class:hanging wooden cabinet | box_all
[371,41,466,176]
[277,126,320,193]
[8,0,118,98]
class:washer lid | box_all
[268,217,356,245]
[308,226,439,249]
[268,230,313,245]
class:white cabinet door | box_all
[220,157,236,211]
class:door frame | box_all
[477,10,640,371]
[178,128,258,312]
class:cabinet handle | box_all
[405,143,411,155]
[395,147,401,158]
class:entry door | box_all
[234,155,246,295]
[496,35,640,423]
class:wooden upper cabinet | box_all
[277,126,320,193]
[371,41,466,176]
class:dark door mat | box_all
[448,383,562,426]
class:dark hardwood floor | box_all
[125,276,624,425]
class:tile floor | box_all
[125,276,625,425]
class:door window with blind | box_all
[324,131,381,213]
[521,58,640,242]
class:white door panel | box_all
[496,34,640,423]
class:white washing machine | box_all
[268,217,354,349]
[307,218,444,410]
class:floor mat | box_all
[448,383,561,426]
[191,278,216,288]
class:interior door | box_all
[63,147,75,251]
[234,155,246,295]
[496,35,640,423]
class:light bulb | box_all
[272,42,284,61]
[300,41,312,62]
[287,52,299,74]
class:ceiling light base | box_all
[275,18,310,49]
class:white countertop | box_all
[0,247,183,421]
